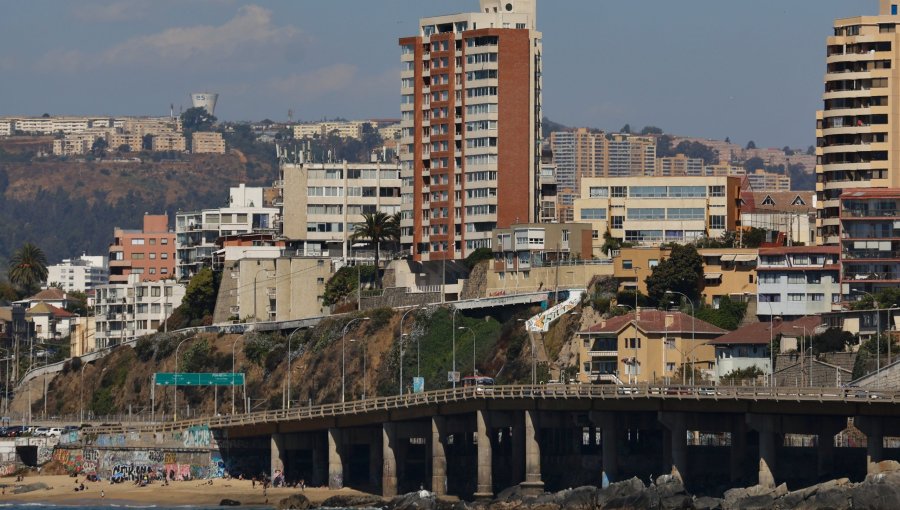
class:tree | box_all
[811,328,854,354]
[8,242,48,293]
[725,137,731,144]
[746,140,757,150]
[117,144,131,154]
[744,156,765,171]
[806,145,815,156]
[351,211,399,287]
[640,126,663,135]
[65,290,89,316]
[181,267,220,325]
[180,107,217,132]
[694,297,747,331]
[782,146,794,156]
[645,244,702,305]
[463,247,493,270]
[91,138,108,157]
[620,124,632,134]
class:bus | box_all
[462,376,495,390]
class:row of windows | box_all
[466,205,497,215]
[307,222,344,233]
[466,188,497,199]
[466,137,497,148]
[466,103,498,115]
[307,204,343,215]
[759,293,837,303]
[466,120,497,132]
[307,186,343,197]
[466,69,497,81]
[465,154,497,166]
[466,86,497,98]
[466,53,498,64]
[588,185,724,199]
[131,252,169,260]
[467,170,497,182]
[130,238,169,245]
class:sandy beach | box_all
[0,474,378,507]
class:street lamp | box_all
[458,326,476,377]
[451,307,460,389]
[231,336,245,415]
[791,325,809,387]
[253,268,273,323]
[173,336,195,422]
[350,338,368,399]
[852,289,880,375]
[79,360,89,424]
[342,317,370,403]
[284,328,307,409]
[665,291,695,385]
[398,307,422,395]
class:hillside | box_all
[12,304,581,420]
[0,140,277,266]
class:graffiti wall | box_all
[53,447,222,481]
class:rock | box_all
[757,459,775,490]
[771,483,788,498]
[219,499,241,506]
[849,479,900,510]
[872,460,900,474]
[733,494,774,510]
[658,494,692,510]
[557,486,599,510]
[723,486,749,507]
[654,479,686,499]
[387,490,437,510]
[276,494,311,510]
[11,482,49,494]
[595,477,645,507]
[805,488,851,510]
[320,494,387,508]
[435,500,468,510]
[693,496,723,510]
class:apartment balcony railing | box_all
[588,350,618,358]
[842,251,900,260]
[841,209,899,218]
[843,272,900,281]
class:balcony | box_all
[588,350,618,358]
[843,272,900,281]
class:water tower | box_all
[190,92,219,116]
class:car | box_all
[32,427,49,437]
[47,428,63,437]
[5,426,23,437]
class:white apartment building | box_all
[0,121,11,137]
[93,274,185,347]
[573,175,742,251]
[191,131,226,154]
[175,184,279,281]
[292,121,378,140]
[756,246,841,321]
[281,160,402,260]
[46,255,109,293]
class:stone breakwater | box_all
[274,465,900,510]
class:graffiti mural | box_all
[59,431,79,445]
[50,446,225,481]
[36,446,53,465]
[0,464,16,476]
[182,425,212,448]
[95,434,126,447]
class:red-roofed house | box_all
[576,310,726,385]
[26,301,76,341]
[708,316,825,383]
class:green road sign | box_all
[154,372,245,386]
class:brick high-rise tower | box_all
[399,0,543,261]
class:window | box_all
[627,208,665,220]
[132,253,144,260]
[667,208,704,220]
[317,277,325,284]
[589,187,609,198]
[623,260,633,270]
[709,215,726,229]
[788,293,804,301]
[161,238,168,245]
[611,186,627,198]
[759,294,781,302]
[151,287,161,297]
[149,238,157,245]
[709,186,725,197]
[580,208,607,220]
[131,238,145,245]
[625,338,641,349]
[666,362,676,372]
[809,293,825,301]
[611,216,624,229]
[808,273,821,284]
[161,253,168,259]
[149,253,156,260]
[161,268,168,274]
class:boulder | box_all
[557,486,599,510]
[733,494,775,510]
[595,477,646,507]
[849,480,900,510]
[388,490,437,510]
[693,496,723,510]
[219,499,241,506]
[320,494,387,508]
[276,493,311,510]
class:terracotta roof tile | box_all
[709,316,824,346]
[580,310,726,336]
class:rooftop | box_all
[709,316,825,346]
[580,310,726,336]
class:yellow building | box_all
[817,0,900,243]
[576,310,724,384]
[151,132,186,152]
[191,131,226,154]
[613,246,757,307]
[574,175,742,253]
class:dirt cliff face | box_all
[17,304,582,421]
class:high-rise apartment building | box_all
[399,0,543,261]
[550,129,657,222]
[816,1,900,244]
[108,214,176,283]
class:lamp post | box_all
[284,328,306,409]
[79,360,88,424]
[665,290,695,385]
[173,336,195,422]
[398,307,421,396]
[458,326,476,377]
[853,289,880,375]
[451,307,459,388]
[253,268,272,323]
[350,338,368,399]
[791,325,808,387]
[342,317,370,403]
[231,336,245,415]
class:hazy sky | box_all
[0,0,875,148]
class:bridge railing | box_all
[81,384,900,436]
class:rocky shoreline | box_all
[275,467,900,510]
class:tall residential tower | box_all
[399,0,543,261]
[816,0,900,244]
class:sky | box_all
[0,0,877,148]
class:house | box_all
[25,302,76,341]
[14,287,69,310]
[708,316,824,383]
[576,310,725,385]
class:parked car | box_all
[33,427,49,437]
[5,426,23,437]
[46,427,63,437]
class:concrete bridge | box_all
[87,384,900,499]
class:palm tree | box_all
[8,242,48,294]
[352,211,399,287]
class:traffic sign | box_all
[154,373,245,386]
[448,371,460,383]
[413,377,425,393]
